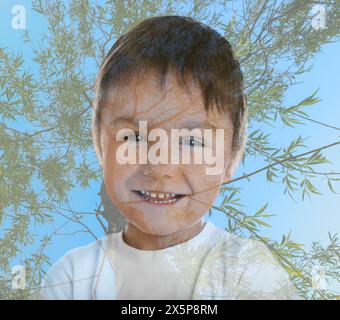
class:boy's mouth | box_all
[132,190,187,206]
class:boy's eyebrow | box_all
[181,120,218,129]
[111,117,136,128]
[111,118,218,129]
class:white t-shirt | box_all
[39,221,301,300]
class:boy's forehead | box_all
[100,72,231,130]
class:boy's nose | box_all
[141,163,179,180]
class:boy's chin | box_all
[134,222,184,237]
[129,216,204,238]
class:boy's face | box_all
[99,71,235,236]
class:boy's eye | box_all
[181,136,204,147]
[123,132,145,143]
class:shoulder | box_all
[38,234,116,300]
[207,223,283,264]
[64,235,110,267]
[201,223,302,299]
[205,222,267,257]
[234,237,301,299]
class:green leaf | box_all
[255,203,269,216]
[327,179,337,194]
[253,218,271,228]
[297,89,321,107]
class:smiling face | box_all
[99,71,235,237]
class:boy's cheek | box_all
[187,170,224,208]
[102,147,126,201]
[100,127,115,163]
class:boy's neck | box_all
[122,219,205,250]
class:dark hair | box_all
[92,15,247,171]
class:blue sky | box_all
[0,1,339,270]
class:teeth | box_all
[140,190,178,199]
[138,190,179,204]
[147,198,176,204]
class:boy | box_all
[39,15,300,300]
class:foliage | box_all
[0,0,339,299]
